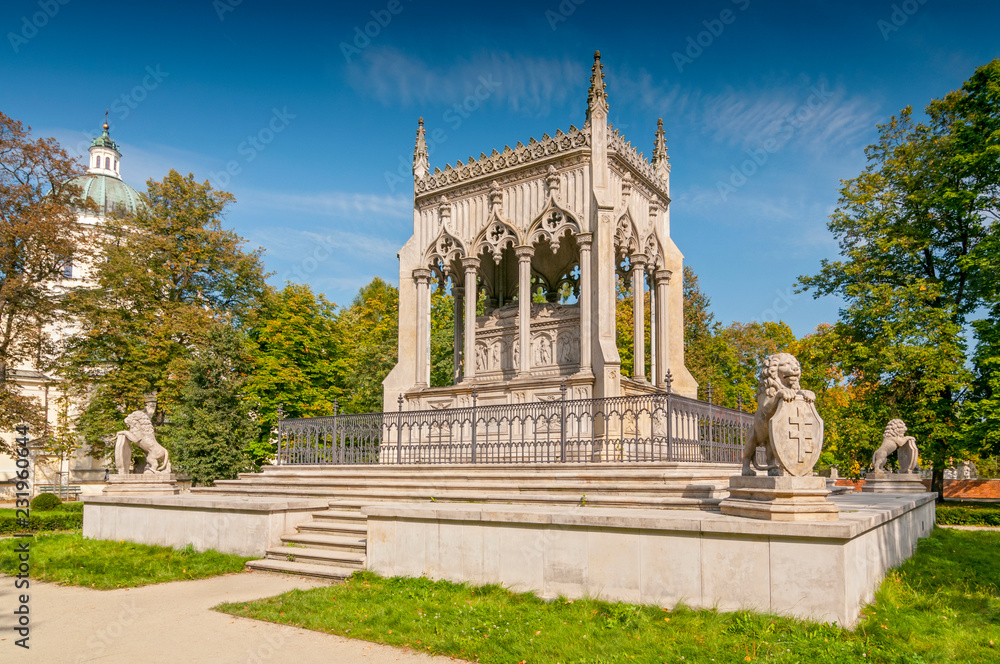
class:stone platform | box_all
[719,475,840,521]
[861,472,927,494]
[363,491,936,627]
[104,473,183,496]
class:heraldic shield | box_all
[769,396,824,477]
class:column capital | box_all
[412,268,433,284]
[576,232,594,249]
[453,285,465,296]
[514,245,535,261]
[461,257,480,271]
[629,252,648,268]
[655,268,673,283]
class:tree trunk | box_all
[931,466,945,501]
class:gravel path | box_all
[0,570,467,664]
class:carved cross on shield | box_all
[769,396,824,477]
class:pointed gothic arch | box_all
[473,214,521,264]
[423,227,466,276]
[526,204,581,253]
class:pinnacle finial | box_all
[586,50,608,123]
[413,117,429,178]
[653,118,669,174]
[103,109,109,131]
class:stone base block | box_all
[861,473,927,494]
[104,473,182,496]
[719,475,839,521]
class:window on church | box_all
[105,156,110,169]
[114,159,118,171]
[62,258,73,279]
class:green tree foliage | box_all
[799,60,1000,486]
[163,323,256,485]
[430,285,456,388]
[62,170,266,457]
[0,113,91,441]
[244,282,341,459]
[336,277,398,413]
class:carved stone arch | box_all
[642,232,664,270]
[614,210,640,256]
[423,227,466,276]
[473,213,520,265]
[526,204,581,253]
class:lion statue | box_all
[115,410,171,475]
[871,419,918,473]
[740,353,816,476]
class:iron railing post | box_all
[559,379,568,463]
[707,382,714,461]
[471,386,478,464]
[397,394,404,464]
[665,371,674,461]
[275,404,284,466]
[333,398,340,464]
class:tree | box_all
[711,321,796,409]
[0,113,90,442]
[244,282,341,461]
[163,323,256,485]
[682,265,719,394]
[799,60,1000,493]
[62,169,266,457]
[336,277,398,413]
[430,285,455,388]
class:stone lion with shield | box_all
[740,352,821,476]
[115,410,172,475]
[871,419,918,473]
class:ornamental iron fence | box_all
[276,385,758,466]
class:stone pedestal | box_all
[719,475,839,521]
[861,472,927,494]
[103,473,182,496]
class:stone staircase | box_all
[246,504,368,579]
[204,463,739,578]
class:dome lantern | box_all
[88,111,122,178]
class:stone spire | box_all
[413,117,429,178]
[652,118,670,175]
[585,50,608,124]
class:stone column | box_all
[413,268,432,387]
[515,246,535,375]
[462,258,480,381]
[577,233,593,372]
[453,285,464,384]
[630,254,647,380]
[655,269,672,387]
[649,268,657,386]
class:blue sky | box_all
[3,0,998,336]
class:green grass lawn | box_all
[935,500,1000,526]
[0,533,252,589]
[218,528,999,664]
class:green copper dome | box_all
[69,172,143,216]
[90,125,119,152]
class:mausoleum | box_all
[383,52,697,413]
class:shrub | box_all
[0,509,82,534]
[936,502,1000,527]
[31,493,63,511]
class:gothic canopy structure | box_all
[383,52,698,411]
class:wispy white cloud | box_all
[345,48,588,116]
[237,189,411,220]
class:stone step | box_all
[297,521,367,537]
[193,487,723,508]
[265,545,366,568]
[213,478,728,492]
[246,558,357,580]
[280,533,367,555]
[312,509,368,523]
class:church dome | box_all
[69,119,143,217]
[69,172,143,216]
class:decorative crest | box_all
[586,50,608,122]
[413,117,429,178]
[488,181,504,211]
